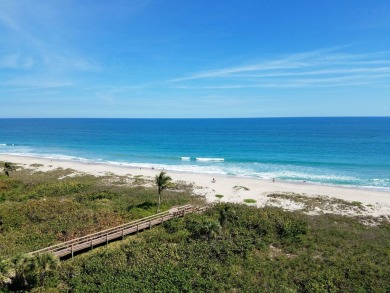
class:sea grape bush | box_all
[46,204,390,292]
[0,167,204,260]
[0,167,389,292]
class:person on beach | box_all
[212,178,216,183]
[272,178,275,183]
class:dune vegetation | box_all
[0,164,389,292]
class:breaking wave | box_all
[196,157,224,162]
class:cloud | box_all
[170,46,349,82]
[0,54,35,69]
[170,47,390,89]
[0,2,100,73]
[0,2,103,96]
[3,76,74,89]
[41,54,101,72]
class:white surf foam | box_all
[196,157,224,162]
[181,157,191,161]
[1,152,96,163]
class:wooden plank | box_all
[29,204,205,258]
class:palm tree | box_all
[201,220,221,240]
[10,253,59,289]
[155,171,172,213]
[29,253,59,287]
[0,259,15,287]
[3,162,15,177]
[11,254,32,289]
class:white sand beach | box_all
[1,154,390,220]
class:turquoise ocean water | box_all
[0,118,389,190]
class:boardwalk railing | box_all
[30,204,205,258]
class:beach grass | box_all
[243,198,257,204]
[44,204,390,292]
[1,160,390,291]
[233,185,250,191]
[0,166,205,259]
[266,192,368,215]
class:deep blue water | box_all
[0,117,389,190]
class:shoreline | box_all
[2,153,389,193]
[1,153,390,219]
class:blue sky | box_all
[0,0,389,118]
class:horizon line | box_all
[0,115,389,119]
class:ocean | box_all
[0,117,389,190]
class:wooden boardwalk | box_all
[30,205,205,259]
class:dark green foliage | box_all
[155,171,172,212]
[3,163,15,178]
[42,203,390,292]
[1,166,390,292]
[0,259,15,288]
[275,214,307,243]
[2,253,59,292]
[243,198,256,203]
[0,167,204,259]
[184,214,221,240]
[163,218,185,234]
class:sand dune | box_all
[1,154,389,220]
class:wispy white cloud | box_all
[170,46,349,82]
[170,47,390,89]
[232,67,390,78]
[40,54,101,72]
[0,54,35,69]
[0,2,101,74]
[170,61,307,82]
[3,76,74,89]
[173,73,390,90]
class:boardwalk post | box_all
[28,205,203,260]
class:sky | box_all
[0,0,390,118]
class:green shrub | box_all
[2,166,390,292]
[185,215,221,240]
[243,198,256,204]
[276,216,307,243]
[44,205,390,292]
